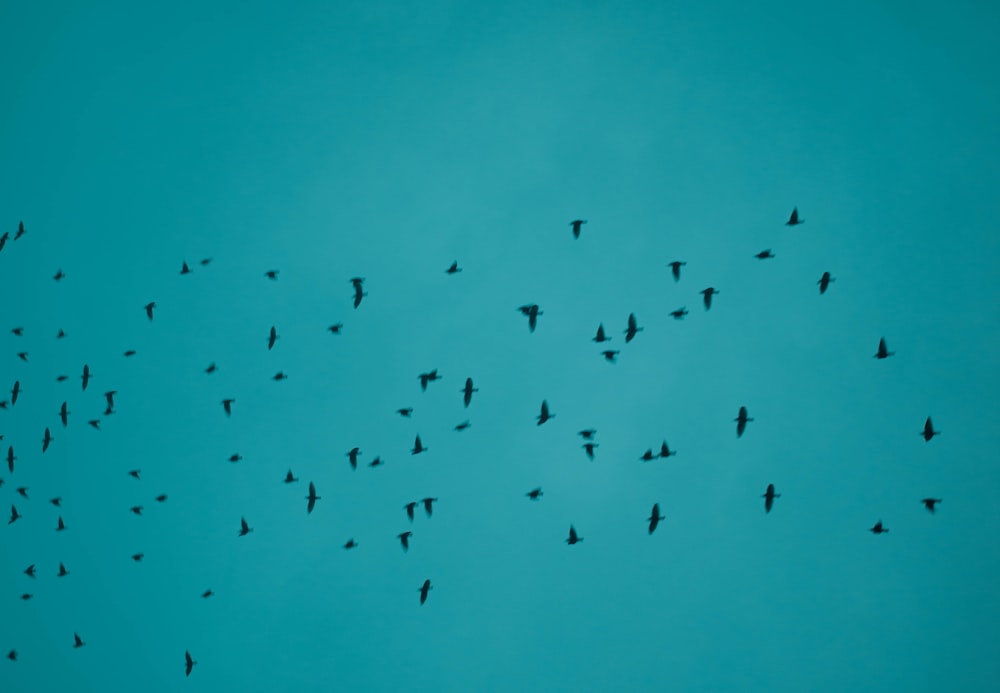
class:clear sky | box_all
[2,1,999,691]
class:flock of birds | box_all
[0,210,945,678]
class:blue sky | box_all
[2,1,999,690]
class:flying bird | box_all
[446,261,462,274]
[419,579,433,605]
[155,494,168,502]
[50,497,62,507]
[921,498,942,513]
[869,521,889,534]
[200,258,212,265]
[658,441,676,458]
[11,380,20,405]
[582,442,598,460]
[518,304,543,332]
[228,453,242,463]
[130,505,143,516]
[222,399,235,416]
[123,349,136,357]
[272,372,288,381]
[648,503,666,534]
[454,420,471,431]
[640,449,656,462]
[526,488,543,500]
[59,401,70,427]
[735,407,754,437]
[17,352,27,361]
[921,417,940,441]
[104,390,117,415]
[11,327,23,336]
[53,269,65,281]
[422,497,437,518]
[350,277,367,308]
[397,407,413,417]
[239,517,253,536]
[265,270,279,280]
[762,484,780,513]
[670,307,688,320]
[536,400,554,425]
[129,469,141,479]
[81,364,91,390]
[42,427,53,453]
[7,650,16,661]
[668,261,687,282]
[398,531,412,551]
[205,362,217,374]
[592,324,611,343]
[566,525,583,545]
[624,313,643,343]
[185,651,197,677]
[180,261,191,275]
[818,271,835,294]
[327,323,343,334]
[405,501,418,521]
[874,338,894,359]
[8,505,20,524]
[56,516,66,531]
[24,564,36,578]
[6,446,14,473]
[700,287,719,310]
[283,470,299,484]
[601,350,619,363]
[58,562,69,577]
[417,369,441,391]
[579,429,596,440]
[56,328,66,338]
[369,456,383,468]
[15,221,25,240]
[267,326,278,350]
[73,633,85,649]
[346,447,360,470]
[88,419,100,430]
[569,219,587,239]
[131,553,144,562]
[305,482,321,514]
[344,539,358,549]
[201,589,214,598]
[461,378,478,407]
[785,207,803,226]
[15,486,28,499]
[754,249,775,259]
[144,302,156,321]
[411,435,426,455]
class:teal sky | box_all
[2,1,999,690]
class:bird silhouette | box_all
[15,221,25,240]
[921,417,940,441]
[874,338,894,359]
[7,650,16,661]
[265,270,279,280]
[566,525,583,545]
[454,420,471,431]
[222,399,235,416]
[59,401,70,427]
[200,258,212,265]
[639,449,656,462]
[350,277,367,308]
[346,447,360,470]
[869,521,889,534]
[785,207,803,226]
[762,484,780,513]
[446,261,462,274]
[73,633,85,649]
[658,441,676,459]
[422,497,437,518]
[24,564,36,578]
[305,482,321,514]
[344,539,358,549]
[734,407,754,437]
[272,372,288,381]
[7,446,15,473]
[397,407,413,417]
[579,429,596,440]
[17,352,27,362]
[670,307,688,320]
[526,488,543,500]
[11,327,23,336]
[921,498,942,513]
[201,589,214,598]
[58,562,69,577]
[601,350,619,363]
[668,261,687,282]
[405,501,417,521]
[185,651,197,677]
[754,249,775,260]
[518,304,543,332]
[155,494,168,503]
[16,486,28,499]
[228,453,242,463]
[419,579,433,604]
[818,271,835,294]
[283,470,299,483]
[180,261,191,275]
[205,362,217,374]
[56,516,66,531]
[537,400,554,425]
[123,349,137,357]
[624,313,643,342]
[132,553,144,562]
[104,390,117,415]
[239,517,253,536]
[267,326,278,350]
[583,442,598,460]
[592,324,611,343]
[53,269,65,281]
[11,380,20,405]
[50,497,62,507]
[461,378,478,407]
[144,302,156,321]
[418,369,441,391]
[8,505,20,524]
[20,593,32,601]
[328,323,343,334]
[648,503,666,534]
[56,328,66,338]
[411,435,426,455]
[130,505,143,516]
[42,427,53,453]
[80,364,92,391]
[569,219,587,239]
[398,531,412,551]
[700,287,719,310]
[369,456,383,468]
[88,419,101,430]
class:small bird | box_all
[668,261,687,282]
[419,579,433,604]
[422,497,437,518]
[579,429,597,440]
[20,593,32,601]
[131,553,144,562]
[670,307,688,320]
[344,539,358,549]
[180,261,191,275]
[53,269,65,281]
[446,261,462,274]
[735,406,753,437]
[272,372,288,381]
[16,486,28,499]
[222,398,235,416]
[0,231,7,252]
[56,375,69,382]
[144,302,156,321]
[11,380,20,405]
[267,326,278,350]
[327,324,343,334]
[50,497,62,507]
[7,446,15,472]
[874,337,894,359]
[869,521,889,534]
[8,505,21,524]
[397,407,413,417]
[238,517,253,536]
[104,390,117,415]
[700,287,719,310]
[461,378,478,407]
[398,531,412,551]
[24,564,36,578]
[818,271,835,294]
[417,369,441,391]
[369,456,383,468]
[88,419,100,430]
[56,516,66,531]
[569,219,587,239]
[7,650,16,661]
[185,651,197,677]
[582,442,598,460]
[921,498,942,513]
[526,488,543,500]
[624,313,643,343]
[265,270,279,280]
[640,449,656,462]
[81,364,91,391]
[785,207,803,226]
[228,453,242,463]
[200,258,212,265]
[601,350,619,363]
[59,401,70,427]
[17,352,27,362]
[11,327,23,336]
[921,417,940,441]
[537,400,554,425]
[350,277,367,308]
[130,505,143,516]
[305,482,321,514]
[566,525,583,545]
[411,435,426,455]
[56,329,66,338]
[283,470,299,483]
[518,304,543,332]
[648,503,666,534]
[454,420,471,431]
[123,349,137,357]
[592,324,611,343]
[754,249,775,260]
[658,441,676,459]
[155,494,168,503]
[205,362,217,374]
[73,633,85,649]
[58,562,69,577]
[15,221,25,240]
[405,501,418,521]
[346,447,360,470]
[42,427,53,453]
[762,484,780,513]
[201,589,214,598]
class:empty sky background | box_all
[2,1,999,690]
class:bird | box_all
[454,420,471,431]
[658,441,676,458]
[446,261,462,274]
[239,517,253,536]
[346,447,360,470]
[921,498,943,513]
[624,313,643,343]
[180,261,191,275]
[6,446,15,473]
[762,484,780,513]
[397,407,413,417]
[785,207,803,226]
[735,407,753,437]
[398,531,412,551]
[16,486,28,499]
[640,449,656,462]
[201,589,214,598]
[518,304,543,332]
[129,469,141,479]
[327,323,343,334]
[418,369,441,391]
[144,302,156,321]
[537,400,554,425]
[15,221,25,240]
[592,324,611,343]
[405,501,418,521]
[80,364,91,391]
[50,497,62,507]
[7,650,16,661]
[818,271,835,294]
[422,497,437,518]
[579,429,596,440]
[582,442,598,460]
[185,651,196,677]
[526,488,543,500]
[600,349,620,363]
[11,327,23,336]
[350,277,367,308]
[8,505,21,524]
[222,399,235,416]
[267,326,278,350]
[648,503,666,534]
[566,525,583,545]
[228,453,242,463]
[11,380,20,405]
[369,456,383,468]
[123,349,136,357]
[20,593,32,601]
[59,401,70,427]
[104,390,117,415]
[869,521,889,534]
[344,539,358,549]
[700,287,719,310]
[461,378,478,407]
[569,219,587,238]
[131,553,144,562]
[283,470,299,484]
[305,482,321,514]
[155,494,168,503]
[200,258,212,265]
[130,505,143,515]
[56,516,66,531]
[73,633,85,649]
[670,307,688,320]
[754,249,775,259]
[874,337,894,359]
[56,328,66,338]
[56,375,69,382]
[53,269,65,281]
[0,231,7,252]
[921,417,940,441]
[57,562,69,577]
[17,352,27,361]
[205,362,217,374]
[411,435,426,455]
[668,261,687,282]
[88,419,100,430]
[272,372,288,381]
[24,564,36,578]
[419,579,433,605]
[265,270,279,280]
[42,427,53,453]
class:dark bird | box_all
[7,446,15,472]
[265,270,279,280]
[56,516,66,531]
[305,482,321,514]
[327,323,343,334]
[239,517,253,536]
[818,271,835,294]
[272,372,288,381]
[579,429,597,440]
[419,579,433,605]
[762,484,780,513]
[658,441,676,459]
[446,261,462,274]
[58,562,69,577]
[53,269,65,281]
[869,521,889,534]
[205,362,217,374]
[418,369,441,391]
[144,302,156,321]
[648,503,666,534]
[639,449,656,462]
[20,593,32,601]
[128,469,140,479]
[735,406,753,438]
[398,531,412,551]
[670,307,688,320]
[405,501,417,521]
[592,324,611,343]
[17,352,27,362]
[921,417,940,442]
[155,494,168,502]
[123,349,136,357]
[228,453,242,463]
[397,407,413,417]
[180,261,191,275]
[24,564,36,578]
[88,419,100,430]
[59,401,70,427]
[0,231,7,252]
[200,258,212,265]
[104,390,117,415]
[411,435,426,455]
[73,633,85,649]
[11,380,20,405]
[201,589,213,598]
[185,651,196,677]
[582,442,598,460]
[16,486,28,498]
[518,304,543,332]
[56,375,68,382]
[347,447,360,470]
[15,221,25,240]
[130,505,143,516]
[624,313,643,343]
[601,350,619,363]
[131,553,144,562]
[454,420,471,431]
[57,328,66,338]
[566,525,582,545]
[786,207,803,226]
[369,456,383,468]
[42,427,53,453]
[50,497,62,507]
[700,287,719,310]
[668,261,687,282]
[350,277,367,308]
[537,400,554,425]
[283,470,299,484]
[7,650,16,661]
[569,219,587,239]
[222,399,235,416]
[11,327,23,336]
[80,364,91,390]
[874,337,894,359]
[8,505,21,524]
[754,249,775,260]
[921,498,943,513]
[526,488,543,500]
[422,497,437,518]
[344,539,358,549]
[268,326,278,350]
[461,378,478,407]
